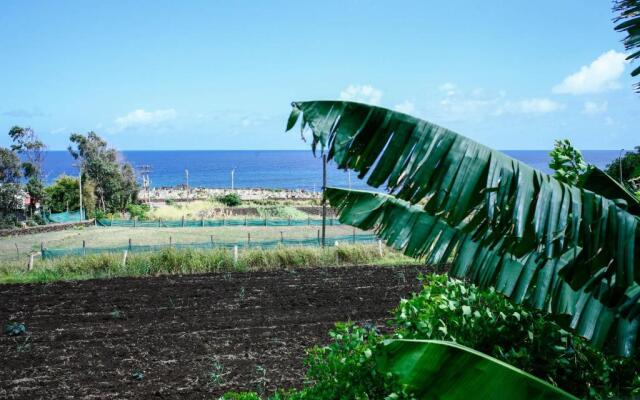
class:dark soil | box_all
[0,265,432,399]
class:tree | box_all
[0,147,22,226]
[287,101,640,356]
[44,175,80,213]
[68,131,139,212]
[8,126,46,213]
[548,139,587,185]
[605,146,640,186]
[614,0,640,92]
[0,147,21,184]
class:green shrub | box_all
[126,203,150,220]
[165,198,176,206]
[217,193,242,207]
[395,275,640,399]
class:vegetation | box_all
[604,146,640,188]
[613,0,640,92]
[548,139,588,185]
[0,244,413,284]
[287,100,640,357]
[0,147,22,228]
[43,175,97,218]
[68,131,139,213]
[126,203,150,220]
[216,193,242,207]
[9,126,46,215]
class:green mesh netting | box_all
[41,233,378,259]
[97,217,341,227]
[44,210,85,224]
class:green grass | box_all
[0,225,359,262]
[0,244,417,284]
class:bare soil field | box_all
[0,265,431,399]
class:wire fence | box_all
[41,233,378,260]
[97,217,342,228]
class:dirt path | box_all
[0,265,430,399]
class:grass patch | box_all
[0,244,416,284]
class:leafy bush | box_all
[549,139,588,185]
[126,203,150,220]
[165,198,176,206]
[397,275,640,399]
[217,193,242,207]
[605,146,640,187]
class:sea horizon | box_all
[39,149,622,191]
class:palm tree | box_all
[287,100,640,356]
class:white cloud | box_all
[113,108,177,132]
[394,101,415,114]
[339,84,382,105]
[553,50,627,95]
[582,101,608,115]
[500,98,565,114]
[50,127,67,135]
[439,82,458,96]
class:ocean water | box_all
[41,150,621,190]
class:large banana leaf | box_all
[376,339,577,399]
[286,101,640,355]
[614,0,640,92]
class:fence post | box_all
[353,228,356,244]
[128,238,132,251]
[280,231,284,244]
[264,216,267,226]
[28,253,34,271]
[15,243,19,261]
[210,235,214,248]
[122,250,128,266]
[378,240,383,257]
[201,217,204,227]
[247,232,251,247]
[133,218,137,228]
[233,245,238,264]
[158,218,161,227]
[40,241,44,259]
[288,216,291,226]
[244,216,247,226]
[181,216,185,227]
[169,236,172,248]
[82,240,86,256]
[317,229,320,246]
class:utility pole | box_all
[73,163,83,221]
[619,149,625,184]
[138,165,153,204]
[231,168,235,191]
[322,154,327,247]
[185,169,190,203]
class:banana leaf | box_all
[287,101,640,355]
[580,166,640,215]
[376,339,577,400]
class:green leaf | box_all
[289,100,640,356]
[376,339,577,399]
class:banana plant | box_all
[286,101,640,356]
[376,339,577,399]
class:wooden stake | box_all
[122,250,128,266]
[210,235,214,248]
[28,253,34,271]
[128,238,132,251]
[82,240,86,256]
[248,232,251,247]
[233,245,238,264]
[378,240,383,257]
[169,236,172,247]
[280,231,284,243]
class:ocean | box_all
[41,150,621,191]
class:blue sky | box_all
[0,1,637,150]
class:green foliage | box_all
[377,339,575,400]
[605,146,640,187]
[549,139,587,185]
[165,198,176,206]
[217,193,243,207]
[126,203,150,220]
[256,206,307,219]
[45,175,81,213]
[9,126,45,211]
[0,147,21,183]
[394,275,640,399]
[0,183,21,221]
[0,244,408,284]
[613,1,640,92]
[68,131,139,212]
[288,101,640,356]
[220,393,261,400]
